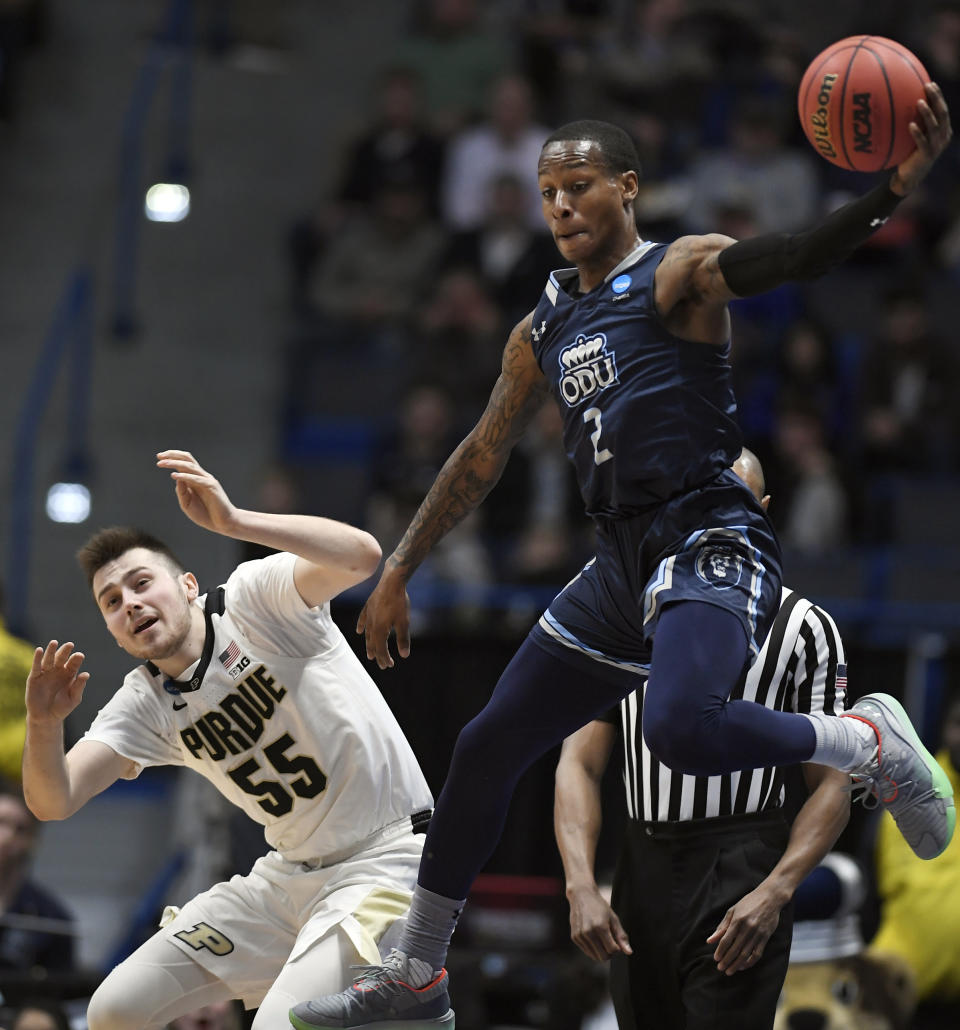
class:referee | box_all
[554,449,851,1030]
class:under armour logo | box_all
[531,320,547,341]
[869,216,888,229]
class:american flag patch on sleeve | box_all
[219,640,241,667]
[835,663,847,691]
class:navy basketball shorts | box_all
[532,469,782,675]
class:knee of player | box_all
[86,981,145,1030]
[642,695,689,763]
[642,710,714,774]
[453,707,508,762]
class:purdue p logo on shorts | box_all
[174,921,235,955]
[695,547,743,590]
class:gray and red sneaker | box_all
[290,950,455,1030]
[844,692,956,860]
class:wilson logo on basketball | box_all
[557,333,619,406]
[852,92,873,152]
[809,73,838,158]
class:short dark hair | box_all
[76,527,185,587]
[541,120,640,176]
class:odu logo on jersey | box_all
[558,332,619,407]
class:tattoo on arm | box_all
[391,320,548,576]
[702,251,732,301]
[659,234,737,316]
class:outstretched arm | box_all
[554,719,632,962]
[357,313,550,668]
[156,450,382,608]
[656,82,952,335]
[707,763,850,975]
[23,641,135,820]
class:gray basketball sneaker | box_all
[843,693,956,860]
[289,950,455,1030]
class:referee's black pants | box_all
[609,810,793,1030]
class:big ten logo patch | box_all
[228,655,250,680]
[695,546,743,590]
[558,332,619,406]
[219,640,250,680]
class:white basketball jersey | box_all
[83,552,433,863]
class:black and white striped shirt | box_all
[615,588,846,822]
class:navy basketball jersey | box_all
[529,241,742,518]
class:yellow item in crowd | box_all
[871,749,960,1000]
[0,618,33,781]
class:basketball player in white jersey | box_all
[22,450,434,1029]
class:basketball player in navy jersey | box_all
[292,84,955,1030]
[554,449,851,1030]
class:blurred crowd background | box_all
[1,0,960,1026]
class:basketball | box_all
[798,36,929,172]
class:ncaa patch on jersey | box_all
[695,546,743,590]
[611,274,631,294]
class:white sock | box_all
[804,711,877,773]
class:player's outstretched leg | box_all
[842,693,956,860]
[289,950,454,1030]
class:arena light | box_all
[145,183,190,222]
[46,482,91,523]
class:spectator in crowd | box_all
[627,108,698,241]
[0,779,75,973]
[0,582,32,781]
[366,384,492,628]
[307,170,445,337]
[506,403,591,586]
[680,94,820,236]
[335,67,446,220]
[412,268,507,414]
[715,200,806,448]
[777,317,845,444]
[394,0,511,135]
[287,67,445,313]
[913,3,960,114]
[593,0,712,129]
[440,73,550,232]
[444,172,559,327]
[870,688,960,1030]
[910,4,960,263]
[237,463,303,565]
[284,169,446,428]
[505,0,617,123]
[860,284,959,477]
[9,998,71,1030]
[771,397,848,555]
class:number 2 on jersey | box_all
[583,407,613,465]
